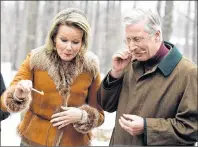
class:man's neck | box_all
[143,42,169,71]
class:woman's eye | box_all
[61,39,67,42]
[73,42,79,44]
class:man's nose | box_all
[128,43,138,52]
[128,41,137,49]
[128,40,137,47]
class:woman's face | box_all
[54,24,84,61]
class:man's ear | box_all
[155,30,161,41]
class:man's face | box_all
[124,21,159,61]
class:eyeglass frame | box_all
[123,34,153,45]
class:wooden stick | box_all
[31,88,44,95]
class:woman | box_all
[1,8,104,146]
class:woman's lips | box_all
[64,53,71,56]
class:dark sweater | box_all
[0,73,10,122]
[142,42,169,72]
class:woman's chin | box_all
[60,56,73,62]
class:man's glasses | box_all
[123,34,152,45]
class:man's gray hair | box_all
[123,8,162,40]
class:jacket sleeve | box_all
[145,68,198,145]
[0,54,33,113]
[97,72,123,113]
[0,109,10,121]
[73,73,105,133]
[0,73,6,95]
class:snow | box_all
[1,113,21,146]
[1,62,21,146]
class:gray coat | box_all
[97,42,197,145]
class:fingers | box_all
[119,117,131,129]
[120,116,131,127]
[52,119,70,128]
[17,80,32,92]
[113,50,131,61]
[51,111,68,119]
[51,110,72,129]
[51,106,73,119]
[123,114,139,122]
[50,115,68,123]
[123,114,135,121]
[119,117,137,136]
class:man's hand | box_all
[51,106,84,129]
[111,50,134,78]
[119,114,144,136]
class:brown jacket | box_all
[1,46,104,146]
[97,42,197,145]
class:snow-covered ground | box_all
[1,113,21,146]
[1,62,21,146]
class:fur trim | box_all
[29,46,100,145]
[73,105,99,133]
[3,86,32,112]
[21,136,45,146]
[29,46,100,106]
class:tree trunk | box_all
[11,1,20,70]
[157,1,162,17]
[192,1,197,64]
[25,1,39,55]
[162,1,174,41]
[133,1,137,9]
[184,1,191,56]
[91,1,100,54]
[41,2,56,45]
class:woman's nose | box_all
[65,42,72,51]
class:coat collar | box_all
[29,46,99,106]
[132,41,182,80]
[158,41,182,76]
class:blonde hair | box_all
[45,8,90,55]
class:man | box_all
[0,73,10,121]
[97,8,197,146]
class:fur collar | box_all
[29,46,99,107]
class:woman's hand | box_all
[51,106,83,129]
[14,80,32,101]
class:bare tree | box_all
[91,1,100,54]
[162,1,174,41]
[84,1,88,15]
[40,2,56,45]
[11,1,21,70]
[184,1,191,56]
[192,1,197,64]
[57,1,61,13]
[133,1,137,9]
[25,1,39,54]
[157,1,162,17]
